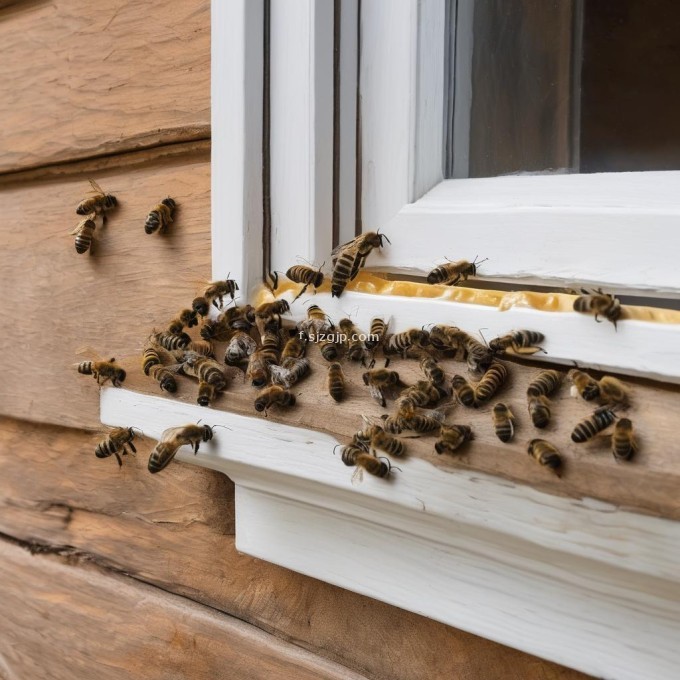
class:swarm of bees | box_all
[74,215,644,483]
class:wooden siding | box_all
[0,417,588,680]
[0,143,211,429]
[0,0,210,174]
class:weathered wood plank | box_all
[0,417,589,680]
[0,539,366,680]
[0,147,211,428]
[0,0,210,174]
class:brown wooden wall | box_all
[0,2,590,678]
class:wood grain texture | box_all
[0,539,367,680]
[0,147,211,429]
[0,417,589,680]
[0,0,210,174]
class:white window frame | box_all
[103,4,680,679]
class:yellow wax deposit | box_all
[252,272,680,324]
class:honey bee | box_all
[76,353,126,387]
[526,370,563,399]
[222,304,255,331]
[224,331,258,365]
[254,385,296,413]
[362,368,402,407]
[197,380,218,407]
[181,354,229,391]
[338,318,367,362]
[435,425,473,455]
[154,330,191,351]
[70,216,97,254]
[428,324,461,352]
[611,418,637,461]
[527,439,562,477]
[380,414,405,434]
[492,403,515,443]
[465,336,495,374]
[327,362,346,402]
[144,197,176,235]
[270,357,310,388]
[568,369,600,401]
[286,264,325,301]
[142,342,163,376]
[571,406,617,443]
[400,380,450,410]
[148,423,215,474]
[199,317,235,342]
[281,333,307,361]
[76,179,118,219]
[357,423,405,458]
[451,374,476,407]
[573,288,622,329]
[299,304,332,338]
[474,361,508,406]
[383,328,429,356]
[337,442,365,466]
[361,318,386,352]
[331,230,391,298]
[318,335,339,361]
[260,329,282,365]
[399,408,446,433]
[419,355,445,385]
[489,330,545,355]
[246,350,270,388]
[426,256,488,286]
[185,340,214,357]
[167,308,198,334]
[528,395,551,429]
[192,279,240,315]
[598,376,630,407]
[95,426,140,467]
[149,364,178,393]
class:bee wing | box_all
[88,178,105,195]
[331,236,359,259]
[351,466,364,485]
[158,426,190,443]
[269,364,293,388]
[368,383,386,408]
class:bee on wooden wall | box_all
[526,370,563,399]
[270,357,310,389]
[362,367,402,407]
[181,354,229,392]
[418,355,445,386]
[597,376,630,407]
[400,380,450,410]
[70,216,97,254]
[185,340,214,358]
[383,328,429,356]
[76,178,117,220]
[167,308,198,334]
[281,333,308,361]
[200,317,235,343]
[492,403,515,443]
[573,288,622,329]
[527,439,562,477]
[254,385,296,414]
[149,364,178,393]
[528,395,551,429]
[426,256,488,286]
[338,318,367,362]
[451,374,476,407]
[148,423,215,474]
[76,351,126,387]
[224,331,258,366]
[192,279,240,315]
[197,380,218,407]
[569,369,600,401]
[474,361,508,406]
[95,426,141,467]
[435,425,473,455]
[246,350,270,388]
[144,197,176,235]
[611,418,637,461]
[356,423,405,458]
[286,263,325,301]
[398,407,445,434]
[331,230,391,298]
[153,330,191,351]
[489,330,545,356]
[299,304,332,338]
[327,362,346,402]
[364,317,388,352]
[571,406,617,443]
[254,299,290,335]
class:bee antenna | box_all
[332,444,341,456]
[212,424,232,431]
[130,426,145,437]
[478,328,490,346]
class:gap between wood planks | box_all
[0,133,211,187]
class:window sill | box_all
[102,387,680,680]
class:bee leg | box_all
[114,451,123,467]
[194,442,200,454]
[595,314,602,323]
[291,284,309,303]
[128,441,137,454]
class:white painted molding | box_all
[284,289,680,384]
[360,0,445,230]
[211,0,263,295]
[379,172,680,296]
[269,0,334,273]
[101,388,680,680]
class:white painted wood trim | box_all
[338,0,358,245]
[269,0,334,273]
[101,388,680,680]
[284,289,680,383]
[377,172,680,296]
[211,0,264,296]
[360,0,445,230]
